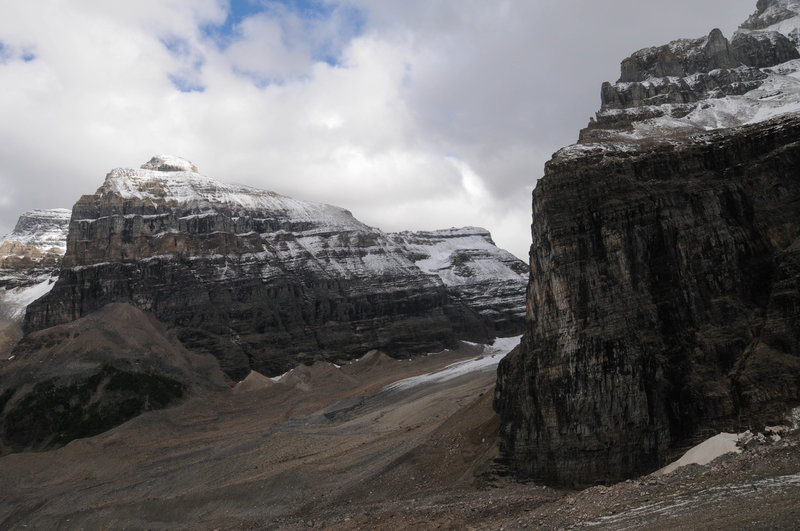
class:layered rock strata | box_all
[25,156,527,379]
[0,209,70,322]
[583,0,800,143]
[495,0,800,486]
[389,228,529,336]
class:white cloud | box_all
[0,0,759,259]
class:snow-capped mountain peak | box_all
[0,209,70,321]
[2,208,71,252]
[23,157,529,377]
[140,154,199,173]
[99,156,369,234]
[575,0,800,150]
[741,0,800,43]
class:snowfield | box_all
[657,432,742,475]
[0,275,57,320]
[384,335,521,391]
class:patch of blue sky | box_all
[204,0,365,67]
[168,73,206,93]
[312,4,365,67]
[203,0,264,46]
[160,36,205,92]
[0,41,36,64]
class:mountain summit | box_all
[580,0,800,145]
[24,156,527,379]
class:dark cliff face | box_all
[494,0,800,486]
[618,29,738,83]
[495,114,800,486]
[24,157,526,380]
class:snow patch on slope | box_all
[102,157,369,234]
[0,275,57,320]
[2,209,71,252]
[384,335,520,391]
[391,228,527,287]
[657,433,742,475]
[743,0,800,44]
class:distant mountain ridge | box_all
[0,209,70,322]
[23,155,527,379]
[1,209,70,251]
[389,228,528,335]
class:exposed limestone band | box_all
[21,155,528,379]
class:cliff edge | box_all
[495,0,800,486]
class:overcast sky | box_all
[0,0,757,260]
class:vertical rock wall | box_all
[495,115,800,485]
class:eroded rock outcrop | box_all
[25,156,527,379]
[495,0,800,486]
[617,28,738,83]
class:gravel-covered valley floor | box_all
[1,340,798,530]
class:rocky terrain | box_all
[23,155,527,380]
[582,0,800,143]
[2,335,798,529]
[0,303,227,453]
[0,339,514,528]
[0,209,69,323]
[389,227,529,336]
[4,1,800,528]
[495,0,800,486]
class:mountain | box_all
[582,0,800,144]
[23,155,527,380]
[495,0,800,486]
[0,209,70,327]
[389,227,529,336]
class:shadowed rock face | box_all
[495,0,800,487]
[495,113,800,487]
[743,0,800,37]
[618,29,738,83]
[24,156,527,379]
